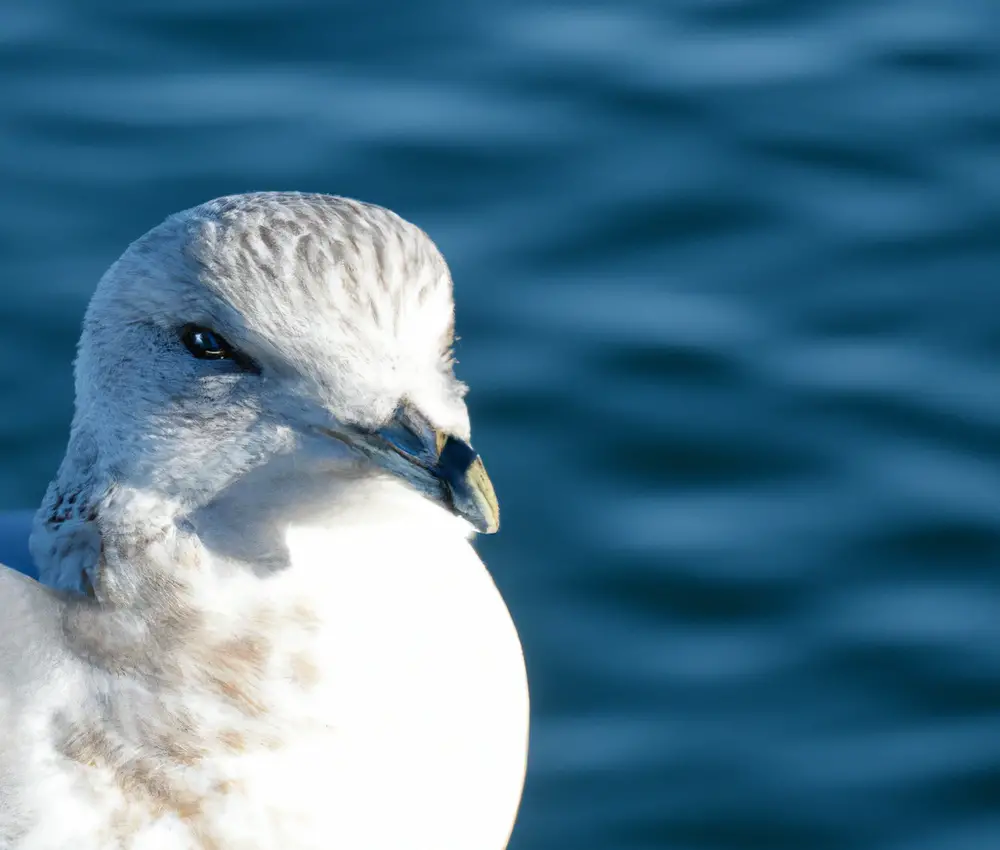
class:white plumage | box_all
[0,194,529,850]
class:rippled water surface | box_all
[0,1,998,848]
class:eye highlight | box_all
[181,325,234,360]
[179,324,261,374]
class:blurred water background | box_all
[0,1,999,848]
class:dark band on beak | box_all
[322,404,500,534]
[435,436,500,534]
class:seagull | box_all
[0,193,529,850]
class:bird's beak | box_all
[318,404,500,534]
[424,433,500,535]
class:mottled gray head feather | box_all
[31,192,473,592]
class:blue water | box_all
[1,1,999,848]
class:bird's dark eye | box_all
[181,325,234,360]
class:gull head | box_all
[33,193,498,589]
